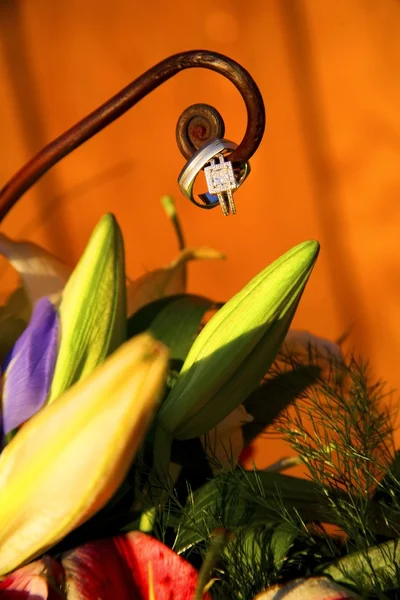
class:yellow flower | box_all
[0,333,168,576]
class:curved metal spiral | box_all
[0,50,265,223]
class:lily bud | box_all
[48,213,126,403]
[0,333,168,576]
[157,240,319,440]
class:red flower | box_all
[0,532,210,600]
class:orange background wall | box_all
[1,0,400,465]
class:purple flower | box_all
[2,297,58,435]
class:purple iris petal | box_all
[2,297,58,435]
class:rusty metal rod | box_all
[0,50,265,222]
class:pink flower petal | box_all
[255,577,360,599]
[0,557,64,599]
[62,538,133,600]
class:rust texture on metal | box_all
[0,50,265,222]
[176,103,226,159]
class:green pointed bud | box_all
[48,214,126,403]
[157,240,319,440]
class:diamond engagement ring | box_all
[177,138,250,215]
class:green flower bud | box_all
[157,240,319,440]
[48,213,126,402]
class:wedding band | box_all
[178,138,250,209]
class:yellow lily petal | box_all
[0,333,168,576]
[0,233,71,306]
[126,247,224,317]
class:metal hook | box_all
[0,50,265,223]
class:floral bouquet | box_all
[0,197,399,599]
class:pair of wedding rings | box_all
[177,138,250,216]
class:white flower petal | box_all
[0,233,71,306]
[282,330,343,362]
[255,576,360,599]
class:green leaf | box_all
[161,195,185,251]
[126,247,223,317]
[323,538,400,593]
[174,470,341,553]
[157,240,320,440]
[219,522,299,600]
[1,287,31,322]
[0,316,27,364]
[373,450,400,505]
[48,214,126,402]
[243,363,321,445]
[270,522,299,568]
[128,294,217,362]
[0,288,31,362]
[225,521,298,573]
